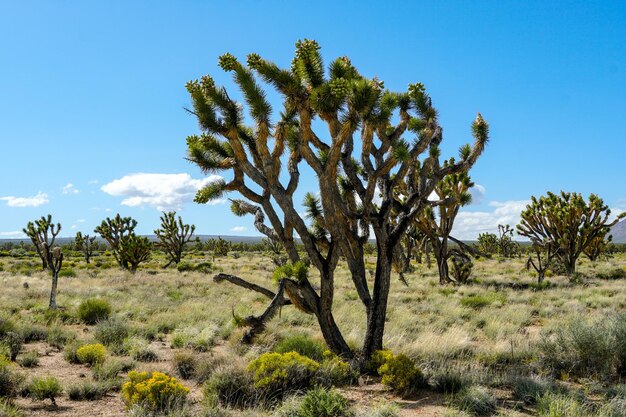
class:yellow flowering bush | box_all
[377,353,425,396]
[247,351,319,393]
[76,343,107,366]
[121,371,189,411]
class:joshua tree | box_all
[517,192,625,275]
[43,243,63,309]
[74,231,96,263]
[583,234,612,261]
[95,214,151,272]
[477,232,499,255]
[525,238,559,284]
[412,172,474,284]
[497,224,519,258]
[185,40,488,361]
[23,215,61,270]
[154,211,196,267]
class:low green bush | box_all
[203,364,256,408]
[68,381,111,401]
[47,325,76,350]
[173,351,197,380]
[0,358,25,397]
[299,387,354,417]
[430,368,471,394]
[247,352,319,396]
[536,393,588,417]
[378,353,425,396]
[17,350,39,368]
[76,343,107,366]
[314,352,358,388]
[274,334,325,362]
[64,340,86,364]
[0,399,24,417]
[77,298,111,325]
[455,386,497,416]
[28,376,63,406]
[94,317,130,347]
[19,324,48,343]
[3,332,23,361]
[58,268,77,278]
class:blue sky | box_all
[0,1,624,239]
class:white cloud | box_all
[452,199,530,240]
[0,231,24,237]
[230,226,246,232]
[62,183,79,194]
[0,192,49,207]
[101,173,225,211]
[76,219,86,223]
[71,225,77,229]
[469,184,486,205]
[88,180,99,185]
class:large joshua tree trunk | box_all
[361,230,394,363]
[49,271,59,309]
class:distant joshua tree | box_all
[517,192,625,275]
[95,214,151,272]
[23,214,61,270]
[23,215,63,308]
[154,211,197,267]
[74,231,96,263]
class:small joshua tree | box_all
[154,211,196,267]
[517,192,625,275]
[212,237,230,257]
[497,224,519,258]
[23,214,61,270]
[525,238,559,284]
[43,243,63,309]
[412,172,474,284]
[95,214,151,272]
[74,231,96,263]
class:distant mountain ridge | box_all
[611,219,626,244]
[0,235,268,245]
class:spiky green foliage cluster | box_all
[74,231,96,263]
[22,214,61,270]
[272,261,309,283]
[517,192,625,274]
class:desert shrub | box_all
[274,335,325,362]
[314,352,358,388]
[171,325,217,352]
[28,376,63,406]
[76,343,107,366]
[455,386,497,416]
[77,298,111,325]
[0,358,25,397]
[430,368,471,394]
[299,387,354,417]
[597,397,626,417]
[460,292,505,309]
[247,352,319,396]
[597,268,626,280]
[121,371,189,411]
[173,351,197,380]
[176,262,194,272]
[63,340,86,364]
[58,268,77,277]
[536,393,588,417]
[203,364,256,408]
[0,399,24,417]
[92,359,135,390]
[364,401,401,417]
[378,353,425,396]
[511,376,555,405]
[124,338,159,362]
[17,351,39,368]
[194,262,212,273]
[0,316,15,338]
[19,324,48,343]
[67,381,111,401]
[94,317,130,348]
[539,318,615,379]
[272,395,302,417]
[3,332,23,361]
